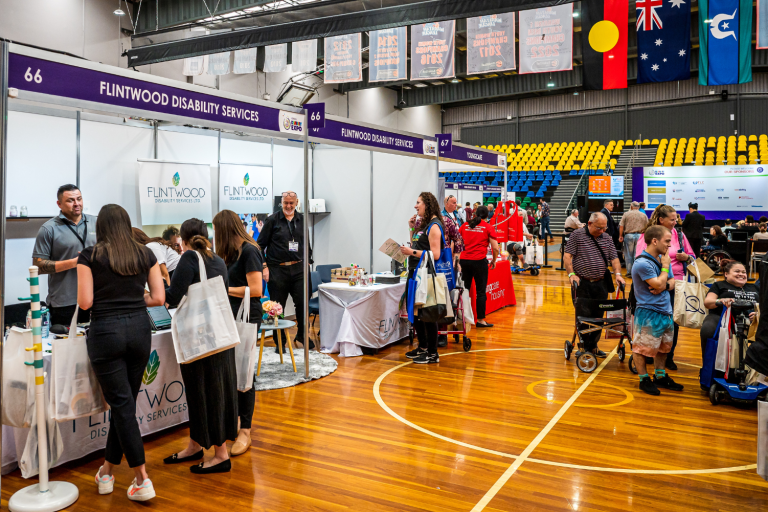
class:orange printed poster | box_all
[588,176,611,195]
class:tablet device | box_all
[147,306,172,331]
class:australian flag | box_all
[636,0,691,83]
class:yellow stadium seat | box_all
[654,160,663,166]
[651,138,660,145]
[738,135,747,142]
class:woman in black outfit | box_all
[399,192,445,364]
[163,218,238,474]
[77,204,165,502]
[213,210,264,457]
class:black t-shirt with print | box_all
[707,280,760,317]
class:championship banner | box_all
[369,27,407,82]
[324,33,362,84]
[519,5,573,74]
[264,44,288,73]
[182,55,206,76]
[233,48,257,74]
[138,161,213,225]
[219,163,273,215]
[292,39,318,73]
[760,0,768,49]
[411,20,455,80]
[207,52,230,75]
[467,13,516,75]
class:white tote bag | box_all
[20,382,63,479]
[171,251,240,364]
[524,239,536,265]
[534,241,544,266]
[2,327,36,427]
[759,401,768,481]
[234,288,259,392]
[51,307,109,422]
[673,264,708,329]
[414,251,431,307]
[714,306,733,373]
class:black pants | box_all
[238,316,261,430]
[700,313,721,363]
[49,304,90,327]
[689,238,703,258]
[460,259,489,320]
[414,318,438,354]
[86,310,151,468]
[573,278,609,351]
[268,264,309,344]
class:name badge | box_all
[289,241,299,252]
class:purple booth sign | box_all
[310,119,430,157]
[9,53,282,133]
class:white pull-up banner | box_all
[138,161,213,225]
[219,163,273,215]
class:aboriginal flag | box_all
[581,0,628,90]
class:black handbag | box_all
[585,227,616,293]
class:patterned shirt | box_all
[564,227,618,280]
[619,209,648,234]
[540,201,550,218]
[414,216,464,254]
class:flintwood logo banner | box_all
[172,172,181,186]
[244,173,250,186]
[142,350,160,385]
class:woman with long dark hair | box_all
[212,210,264,457]
[163,218,238,474]
[459,206,500,328]
[77,204,165,501]
[400,192,445,364]
[132,227,181,285]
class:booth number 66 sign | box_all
[306,103,325,130]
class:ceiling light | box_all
[451,79,460,83]
[414,83,428,88]
[547,82,555,87]
[573,91,579,95]
[402,85,412,90]
[573,12,579,18]
[114,8,125,16]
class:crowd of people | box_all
[31,184,311,500]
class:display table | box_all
[319,281,409,357]
[2,329,187,477]
[468,260,516,317]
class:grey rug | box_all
[253,348,338,391]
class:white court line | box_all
[470,347,618,512]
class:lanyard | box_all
[64,217,87,248]
[286,217,296,241]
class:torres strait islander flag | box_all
[699,0,752,85]
[636,0,691,83]
[581,0,628,90]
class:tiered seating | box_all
[652,134,768,166]
[481,140,622,173]
[439,168,563,204]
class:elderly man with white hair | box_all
[563,212,626,358]
[564,209,584,231]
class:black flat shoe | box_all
[190,459,231,474]
[164,450,204,464]
[295,338,315,350]
[476,322,494,328]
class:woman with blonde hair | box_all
[213,210,264,457]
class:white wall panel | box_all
[157,129,219,166]
[80,121,154,224]
[7,111,76,218]
[5,237,47,308]
[220,138,271,165]
[372,153,435,273]
[273,144,311,205]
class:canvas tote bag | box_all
[674,263,708,329]
[234,288,259,392]
[2,327,36,427]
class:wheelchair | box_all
[565,281,634,373]
[700,247,732,275]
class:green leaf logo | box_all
[142,350,160,385]
[172,172,180,187]
[244,173,250,186]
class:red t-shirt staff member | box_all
[459,205,500,328]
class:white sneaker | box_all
[127,478,156,502]
[95,466,114,495]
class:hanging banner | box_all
[219,163,273,215]
[467,13,516,75]
[369,27,407,82]
[233,48,257,74]
[324,33,362,83]
[411,20,456,80]
[760,0,768,49]
[207,52,230,75]
[138,161,213,225]
[182,56,206,76]
[264,44,287,73]
[291,40,318,73]
[519,4,573,74]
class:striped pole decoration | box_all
[26,265,49,491]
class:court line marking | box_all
[526,378,634,408]
[372,347,758,476]
[470,347,618,512]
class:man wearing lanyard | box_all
[32,184,97,326]
[257,191,313,351]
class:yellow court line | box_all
[470,348,618,512]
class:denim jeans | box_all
[540,216,552,239]
[623,233,642,274]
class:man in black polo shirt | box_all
[257,191,312,351]
[563,212,625,357]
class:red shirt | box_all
[459,220,497,260]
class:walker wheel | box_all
[577,352,598,373]
[531,268,540,276]
[628,354,638,374]
[709,383,721,405]
[564,340,573,361]
[617,343,625,362]
[463,336,471,352]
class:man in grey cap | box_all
[618,201,648,276]
[33,184,97,326]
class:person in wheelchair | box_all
[631,226,685,396]
[507,211,534,268]
[701,225,728,253]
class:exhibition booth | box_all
[0,42,508,475]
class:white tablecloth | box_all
[319,281,409,357]
[2,329,187,477]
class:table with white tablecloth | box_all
[319,281,409,357]
[2,329,188,477]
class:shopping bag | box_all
[534,241,544,266]
[439,276,455,325]
[461,289,475,326]
[673,264,708,329]
[715,306,733,373]
[234,288,259,392]
[417,254,448,323]
[171,251,240,363]
[759,401,768,481]
[524,239,535,266]
[51,307,109,422]
[688,258,715,283]
[20,382,63,479]
[2,327,35,428]
[749,303,761,342]
[414,251,429,307]
[428,223,455,289]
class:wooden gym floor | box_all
[2,269,767,511]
